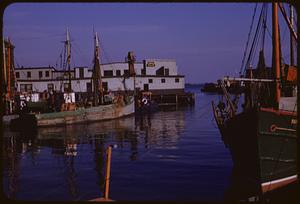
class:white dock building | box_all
[15,59,185,98]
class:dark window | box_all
[26,84,32,92]
[124,70,129,76]
[47,83,54,92]
[165,68,169,76]
[116,70,121,76]
[104,70,113,77]
[156,67,164,76]
[86,82,92,93]
[102,82,108,91]
[39,71,43,78]
[161,78,166,83]
[64,83,70,92]
[27,71,31,78]
[141,69,146,75]
[148,79,153,83]
[16,72,20,78]
[175,78,180,83]
[144,84,149,91]
[20,84,26,92]
[45,71,50,77]
[79,68,84,78]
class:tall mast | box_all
[3,38,7,90]
[127,51,136,95]
[7,38,11,99]
[290,4,294,66]
[272,3,281,107]
[93,32,103,105]
[66,28,72,92]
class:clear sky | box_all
[3,3,294,83]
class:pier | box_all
[151,92,195,106]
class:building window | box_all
[16,72,20,78]
[45,71,50,77]
[27,71,31,78]
[47,83,54,92]
[175,78,180,83]
[156,67,164,76]
[124,70,129,76]
[104,70,113,77]
[148,79,153,83]
[141,69,146,76]
[79,68,84,78]
[39,71,43,78]
[116,70,121,76]
[102,82,108,91]
[20,84,26,92]
[161,78,166,83]
[86,82,92,93]
[64,83,70,92]
[165,68,169,76]
[20,84,35,92]
[144,84,149,91]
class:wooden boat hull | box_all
[10,98,135,128]
[36,98,135,127]
[213,106,297,195]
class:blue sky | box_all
[3,3,294,83]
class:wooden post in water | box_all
[104,146,112,200]
[89,145,113,202]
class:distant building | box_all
[15,59,185,98]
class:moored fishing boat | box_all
[10,29,135,129]
[212,2,297,198]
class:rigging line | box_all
[239,3,258,75]
[72,41,90,66]
[16,34,65,41]
[244,6,261,72]
[244,4,265,71]
[55,47,64,69]
[260,4,268,51]
[243,4,266,74]
[99,40,117,71]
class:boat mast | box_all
[290,4,294,66]
[7,38,11,99]
[66,28,72,93]
[127,51,136,96]
[272,2,281,108]
[93,32,103,105]
[3,38,7,93]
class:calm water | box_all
[3,87,234,201]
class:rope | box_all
[242,4,267,76]
[239,3,258,76]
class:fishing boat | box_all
[212,3,297,198]
[10,29,135,129]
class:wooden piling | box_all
[89,146,114,202]
[104,146,112,200]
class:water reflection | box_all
[3,110,186,200]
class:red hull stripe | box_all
[261,175,298,193]
[260,107,297,116]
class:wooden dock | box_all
[148,92,195,107]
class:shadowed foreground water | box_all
[3,87,235,201]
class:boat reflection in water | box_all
[3,110,186,200]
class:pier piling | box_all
[104,146,112,200]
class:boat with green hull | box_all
[212,3,298,198]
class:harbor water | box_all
[3,86,234,201]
